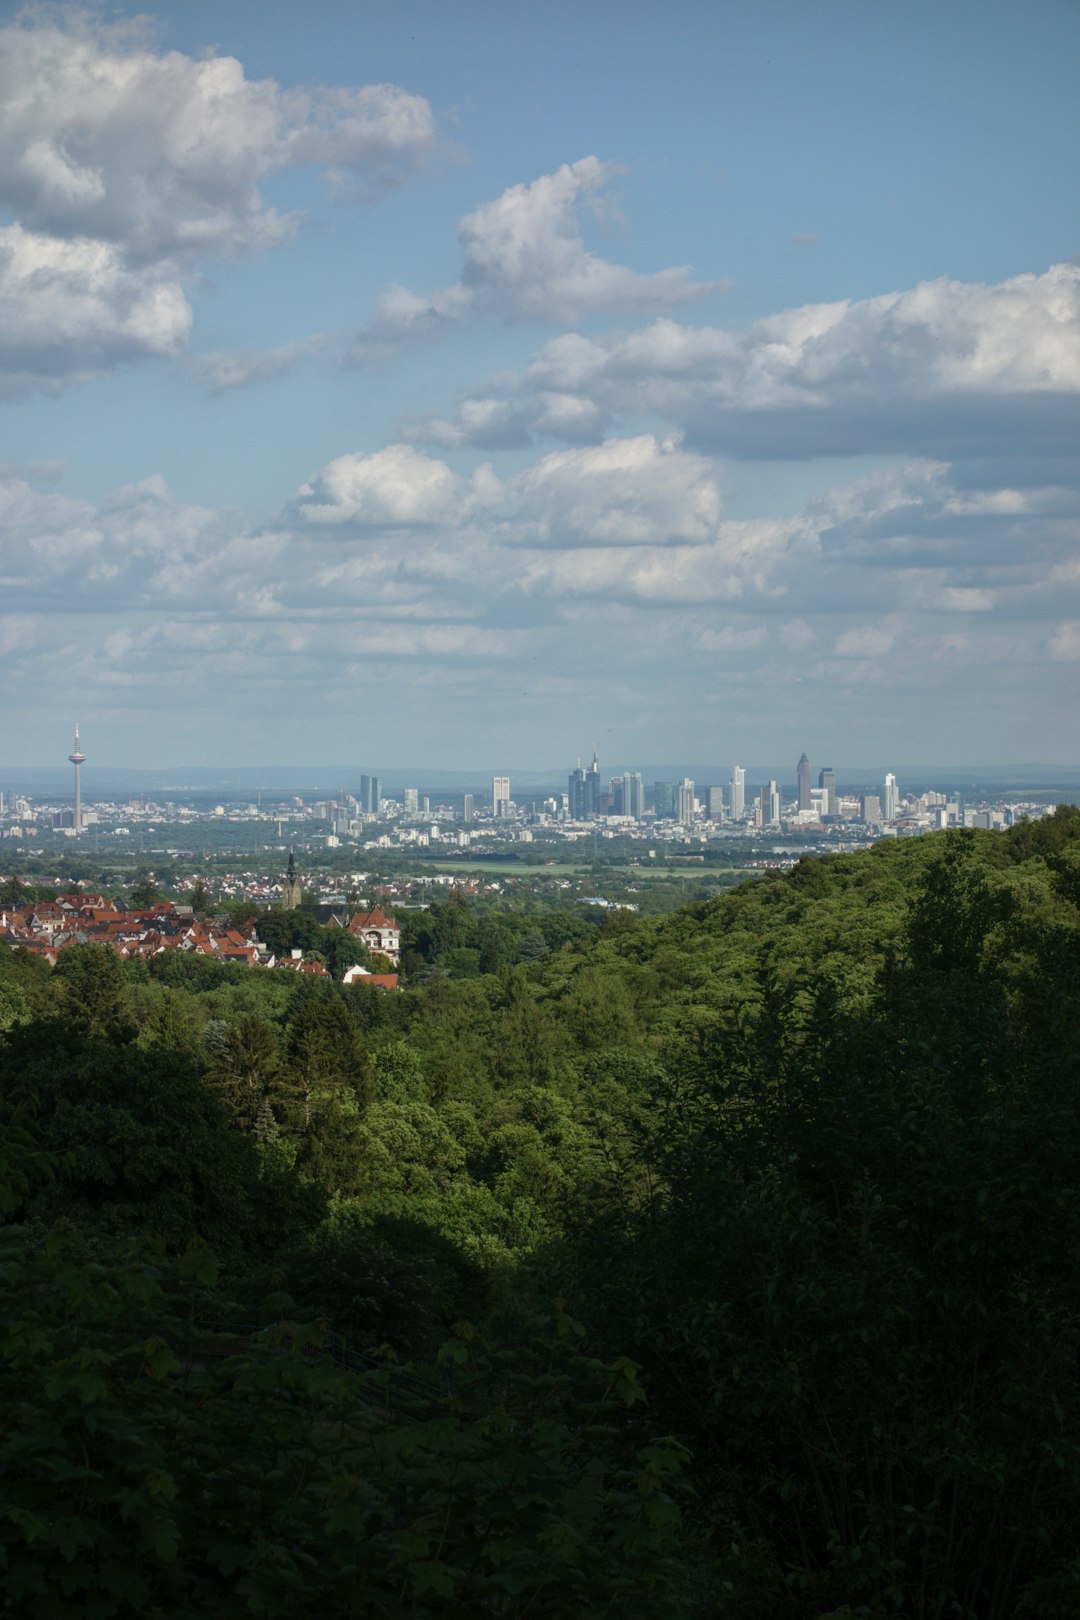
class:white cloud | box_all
[0,224,190,396]
[437,262,1080,462]
[296,444,499,526]
[0,15,435,261]
[350,157,724,359]
[511,435,723,546]
[0,13,435,393]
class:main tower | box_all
[68,723,87,835]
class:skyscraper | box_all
[585,748,601,817]
[653,780,675,819]
[768,779,782,824]
[818,766,837,816]
[568,763,586,819]
[492,775,510,816]
[797,752,812,812]
[622,772,645,819]
[462,793,474,823]
[677,777,695,826]
[68,723,86,836]
[730,765,745,821]
[359,774,381,814]
[568,749,601,819]
[883,772,900,820]
[707,786,724,822]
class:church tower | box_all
[282,850,302,910]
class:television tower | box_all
[68,723,87,835]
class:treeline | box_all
[3,809,1080,1616]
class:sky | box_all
[1,0,1079,772]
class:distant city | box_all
[0,727,1071,855]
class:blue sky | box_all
[1,0,1079,770]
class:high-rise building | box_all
[730,765,745,822]
[818,766,837,816]
[585,748,600,817]
[862,794,882,824]
[768,780,782,824]
[797,752,811,812]
[404,787,419,813]
[358,774,381,814]
[623,772,645,820]
[883,772,900,820]
[707,785,724,822]
[492,775,510,816]
[462,793,474,823]
[677,777,695,826]
[653,780,675,819]
[68,723,86,836]
[568,763,587,819]
[568,749,601,819]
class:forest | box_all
[3,807,1080,1618]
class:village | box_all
[0,885,400,988]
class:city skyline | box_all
[0,4,1078,769]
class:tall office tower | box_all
[707,785,724,822]
[797,752,812,812]
[677,777,695,827]
[585,748,601,817]
[653,780,675,819]
[862,793,883,824]
[623,771,645,820]
[404,787,419,813]
[610,777,624,815]
[492,775,510,816]
[768,779,782,824]
[359,774,382,814]
[883,772,900,820]
[568,763,586,819]
[462,793,474,823]
[729,765,745,821]
[68,723,87,836]
[818,766,837,816]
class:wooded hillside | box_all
[4,809,1080,1617]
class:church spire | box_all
[282,848,302,910]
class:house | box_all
[345,906,400,964]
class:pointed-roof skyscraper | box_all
[797,752,811,812]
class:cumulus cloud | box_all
[350,157,724,360]
[0,12,435,393]
[511,435,723,547]
[0,224,191,397]
[295,444,500,526]
[430,262,1080,464]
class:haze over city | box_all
[1,2,1079,769]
